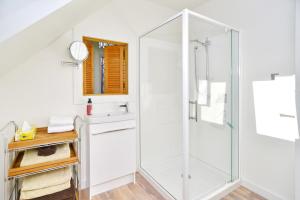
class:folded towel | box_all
[38,146,57,156]
[25,179,75,200]
[201,82,226,125]
[47,125,74,133]
[22,167,72,191]
[21,180,70,200]
[49,116,74,126]
[198,80,209,105]
[21,144,70,167]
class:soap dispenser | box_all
[87,98,93,115]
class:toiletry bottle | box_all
[87,98,93,115]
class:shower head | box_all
[204,38,211,46]
[190,38,211,47]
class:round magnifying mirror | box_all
[69,41,89,62]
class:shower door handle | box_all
[189,100,198,122]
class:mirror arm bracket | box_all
[61,60,81,68]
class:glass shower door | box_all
[139,16,184,199]
[139,10,239,200]
[187,13,239,200]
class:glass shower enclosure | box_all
[139,9,239,200]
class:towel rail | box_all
[1,121,18,200]
[74,115,84,127]
[0,121,18,133]
[189,100,198,122]
[73,115,84,194]
[8,180,16,200]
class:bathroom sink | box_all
[86,112,135,124]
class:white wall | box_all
[0,0,177,191]
[296,0,300,133]
[195,0,295,199]
[0,0,177,129]
[295,0,300,199]
[0,0,178,123]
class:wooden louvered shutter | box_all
[83,41,94,95]
[104,46,124,94]
[123,46,128,94]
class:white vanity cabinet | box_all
[87,113,136,198]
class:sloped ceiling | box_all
[0,0,208,77]
[0,0,72,42]
[145,0,208,10]
[0,0,110,76]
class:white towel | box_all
[20,181,70,200]
[201,82,226,125]
[22,167,72,191]
[197,80,209,105]
[21,121,32,132]
[253,75,298,141]
[48,125,74,133]
[49,116,74,126]
[20,144,70,167]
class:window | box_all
[82,36,128,95]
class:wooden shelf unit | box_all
[2,120,83,200]
[8,127,78,151]
[9,144,78,178]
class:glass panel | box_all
[188,13,239,199]
[139,16,183,199]
[231,30,239,181]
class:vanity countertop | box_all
[85,112,135,124]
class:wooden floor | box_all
[92,173,164,200]
[91,173,266,200]
[221,186,267,200]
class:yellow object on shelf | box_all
[16,127,37,141]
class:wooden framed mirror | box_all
[82,36,128,95]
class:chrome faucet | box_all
[119,102,129,113]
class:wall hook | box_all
[271,73,279,80]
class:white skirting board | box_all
[240,179,284,200]
[90,173,135,198]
